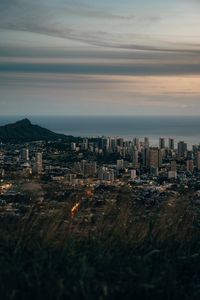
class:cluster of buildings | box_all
[68,136,200,183]
[20,148,43,175]
[0,142,43,181]
[1,135,200,219]
[20,148,43,174]
[1,136,200,188]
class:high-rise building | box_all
[101,137,110,152]
[169,138,174,150]
[192,145,198,155]
[178,141,187,158]
[130,169,137,180]
[121,147,126,158]
[110,138,117,151]
[159,137,165,149]
[144,137,149,148]
[35,152,43,174]
[132,146,138,168]
[0,169,5,178]
[71,142,76,151]
[83,138,88,149]
[116,159,124,170]
[89,143,94,152]
[98,167,115,182]
[142,146,149,167]
[21,148,29,161]
[149,148,159,168]
[187,160,194,172]
[117,138,124,148]
[187,151,193,160]
[196,151,200,170]
[170,160,177,172]
[159,149,165,167]
[168,160,177,178]
[81,139,88,151]
[81,160,87,175]
[133,138,139,149]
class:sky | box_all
[0,0,200,116]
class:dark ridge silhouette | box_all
[0,118,78,142]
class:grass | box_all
[0,196,200,300]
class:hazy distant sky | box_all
[1,0,200,115]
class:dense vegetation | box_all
[0,196,200,300]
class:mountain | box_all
[0,119,77,142]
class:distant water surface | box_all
[0,115,200,148]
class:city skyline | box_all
[1,0,200,115]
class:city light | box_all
[71,202,81,218]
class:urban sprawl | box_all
[1,136,200,221]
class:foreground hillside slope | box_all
[0,195,200,300]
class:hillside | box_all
[0,193,200,300]
[0,119,77,142]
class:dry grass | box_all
[0,195,200,300]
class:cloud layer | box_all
[0,0,200,115]
[0,0,199,52]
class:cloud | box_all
[1,61,200,76]
[0,0,159,22]
[1,71,200,116]
[1,1,200,116]
[0,0,198,53]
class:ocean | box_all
[0,115,200,148]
